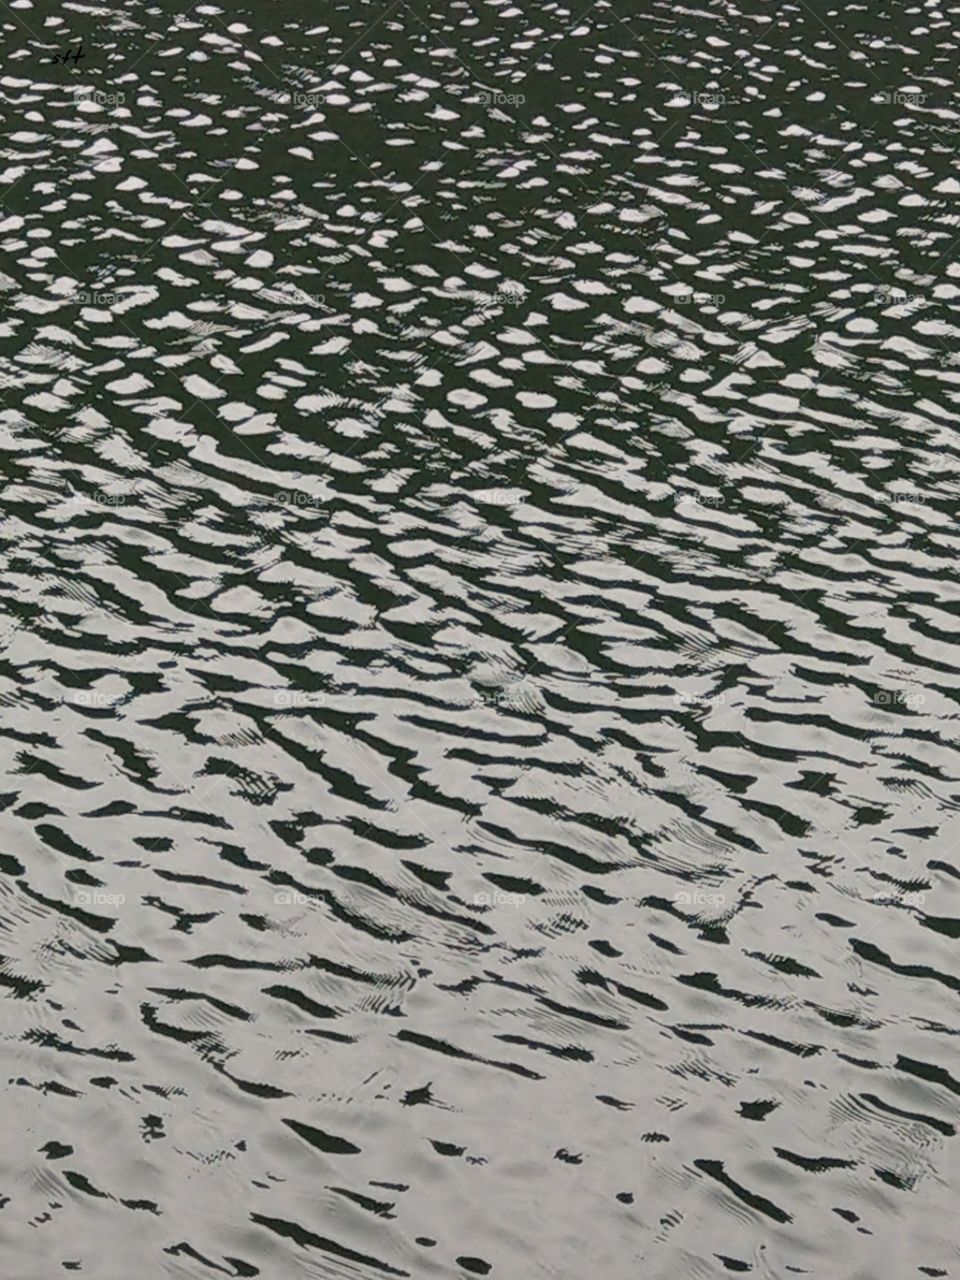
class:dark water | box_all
[1,0,958,1276]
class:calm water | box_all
[0,1,958,1276]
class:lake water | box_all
[0,1,958,1277]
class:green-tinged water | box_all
[0,2,958,1277]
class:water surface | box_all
[0,1,958,1277]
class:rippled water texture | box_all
[0,0,958,1276]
